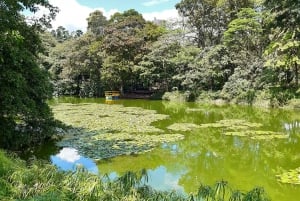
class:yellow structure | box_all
[104,91,120,100]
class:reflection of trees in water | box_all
[175,120,300,193]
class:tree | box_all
[264,0,300,87]
[87,10,108,36]
[101,9,147,93]
[223,8,263,56]
[176,0,227,48]
[46,32,103,97]
[0,0,58,149]
[51,26,71,42]
[139,32,182,91]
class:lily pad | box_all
[52,103,168,134]
[224,130,288,140]
[277,167,300,185]
[57,129,184,160]
[167,123,201,132]
[199,119,263,130]
[52,103,184,160]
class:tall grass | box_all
[0,150,270,201]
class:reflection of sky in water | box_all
[51,148,186,192]
[51,148,98,174]
[147,166,186,193]
[284,121,300,131]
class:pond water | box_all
[37,97,300,201]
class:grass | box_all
[0,150,271,201]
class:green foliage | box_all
[87,10,107,36]
[0,150,270,201]
[36,1,300,107]
[264,0,300,86]
[223,8,263,55]
[182,45,232,92]
[101,9,148,93]
[51,26,72,42]
[162,91,193,102]
[269,87,296,107]
[0,0,58,149]
[175,0,230,47]
[139,33,182,91]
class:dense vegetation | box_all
[0,0,59,149]
[41,0,300,107]
[1,0,300,200]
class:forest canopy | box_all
[41,0,300,106]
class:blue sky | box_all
[77,0,181,13]
[43,0,181,31]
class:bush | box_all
[196,91,227,105]
[162,91,191,102]
[269,87,295,107]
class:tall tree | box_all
[0,0,58,149]
[102,9,147,93]
[264,0,300,87]
[223,8,263,56]
[176,0,226,47]
[139,32,182,91]
[87,10,108,36]
[51,26,71,42]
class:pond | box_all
[34,97,300,201]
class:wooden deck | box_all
[104,91,120,100]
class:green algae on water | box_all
[199,119,263,130]
[52,103,184,160]
[224,130,288,140]
[56,130,184,160]
[167,123,201,132]
[277,167,300,185]
[52,103,168,133]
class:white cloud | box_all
[142,9,179,21]
[31,0,179,32]
[46,0,118,32]
[56,147,80,163]
[142,0,170,7]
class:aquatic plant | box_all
[52,103,184,160]
[52,103,168,134]
[224,131,288,140]
[167,123,201,132]
[57,130,184,160]
[199,119,263,130]
[276,167,300,185]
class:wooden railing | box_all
[104,91,120,97]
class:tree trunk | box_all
[295,62,298,87]
[120,84,124,96]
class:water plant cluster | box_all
[277,167,300,185]
[167,123,200,132]
[52,103,184,160]
[0,150,270,201]
[167,118,288,140]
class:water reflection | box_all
[147,166,186,193]
[284,121,300,131]
[45,98,300,201]
[51,147,98,174]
